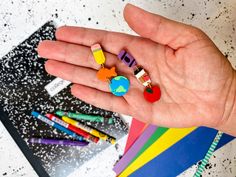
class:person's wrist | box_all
[217,70,236,136]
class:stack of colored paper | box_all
[113,118,235,177]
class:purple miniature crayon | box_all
[29,138,89,147]
[118,50,137,67]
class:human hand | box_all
[38,4,236,135]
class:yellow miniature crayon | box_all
[62,116,116,144]
[91,44,106,65]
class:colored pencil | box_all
[31,111,85,142]
[29,138,89,146]
[62,116,116,144]
[46,113,99,143]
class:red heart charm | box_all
[143,85,161,103]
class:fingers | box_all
[55,26,136,55]
[38,40,122,70]
[38,40,98,70]
[55,25,161,66]
[71,84,131,115]
[124,4,205,49]
[54,26,163,74]
[45,60,110,92]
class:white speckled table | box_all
[0,0,236,177]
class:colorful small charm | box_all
[96,67,117,82]
[91,44,130,96]
[134,66,152,87]
[109,76,130,96]
[118,49,137,67]
[91,44,106,65]
[118,50,161,103]
[143,86,161,103]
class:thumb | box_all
[124,4,204,49]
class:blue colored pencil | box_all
[31,111,85,142]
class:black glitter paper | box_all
[0,21,128,177]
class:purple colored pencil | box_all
[29,138,89,147]
[113,124,157,174]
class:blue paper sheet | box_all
[130,127,234,177]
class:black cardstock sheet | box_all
[0,21,128,177]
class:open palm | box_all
[38,4,235,131]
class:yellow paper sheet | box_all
[119,127,196,177]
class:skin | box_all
[38,4,236,136]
